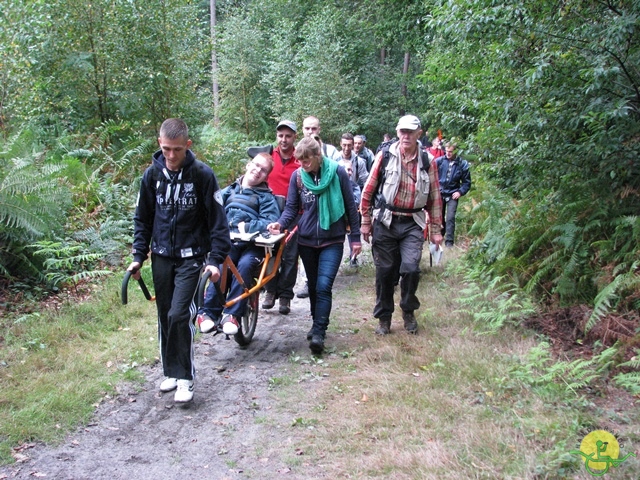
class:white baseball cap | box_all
[396,115,421,130]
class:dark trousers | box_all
[441,197,458,245]
[265,229,298,300]
[298,242,344,336]
[152,254,202,381]
[371,216,424,320]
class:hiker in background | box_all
[337,133,369,190]
[376,133,395,154]
[127,118,231,404]
[261,120,300,315]
[436,142,472,248]
[302,116,340,160]
[267,137,361,354]
[342,159,362,267]
[426,135,445,161]
[196,153,280,335]
[360,115,443,336]
[354,134,375,172]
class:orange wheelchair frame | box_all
[121,229,295,346]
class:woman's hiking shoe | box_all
[309,333,325,354]
[160,377,177,392]
[222,314,240,335]
[174,379,194,403]
[196,313,216,334]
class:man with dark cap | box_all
[261,120,300,314]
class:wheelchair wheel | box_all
[234,290,259,346]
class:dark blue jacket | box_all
[222,177,281,234]
[132,150,231,266]
[278,165,361,248]
[436,155,472,198]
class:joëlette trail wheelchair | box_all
[122,229,295,347]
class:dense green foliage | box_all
[1,0,638,335]
[424,1,640,321]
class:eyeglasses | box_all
[249,161,269,175]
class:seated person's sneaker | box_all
[160,377,177,392]
[196,313,216,334]
[174,379,194,403]
[221,314,240,335]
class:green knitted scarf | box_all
[300,157,345,230]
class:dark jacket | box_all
[222,176,281,234]
[132,149,231,266]
[278,165,361,248]
[436,155,472,198]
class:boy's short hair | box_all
[160,118,189,140]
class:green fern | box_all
[0,135,71,278]
[586,261,640,332]
[30,240,112,288]
[458,272,536,332]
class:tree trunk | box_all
[380,47,385,65]
[401,51,410,99]
[210,0,219,126]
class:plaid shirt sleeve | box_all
[359,151,383,228]
[426,159,443,231]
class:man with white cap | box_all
[360,115,443,335]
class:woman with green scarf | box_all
[267,136,361,354]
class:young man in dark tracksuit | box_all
[127,118,230,404]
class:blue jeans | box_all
[298,242,344,336]
[201,242,264,319]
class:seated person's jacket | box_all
[222,176,281,234]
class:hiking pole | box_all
[121,270,155,305]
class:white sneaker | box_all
[196,313,216,334]
[174,379,194,403]
[160,377,177,392]
[221,314,239,335]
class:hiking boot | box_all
[309,333,325,354]
[307,327,313,341]
[279,297,291,315]
[262,291,276,309]
[349,257,358,267]
[196,313,215,334]
[174,379,194,403]
[221,314,240,335]
[375,317,391,335]
[403,311,418,334]
[160,377,177,392]
[296,283,309,299]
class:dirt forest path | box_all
[0,252,362,480]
